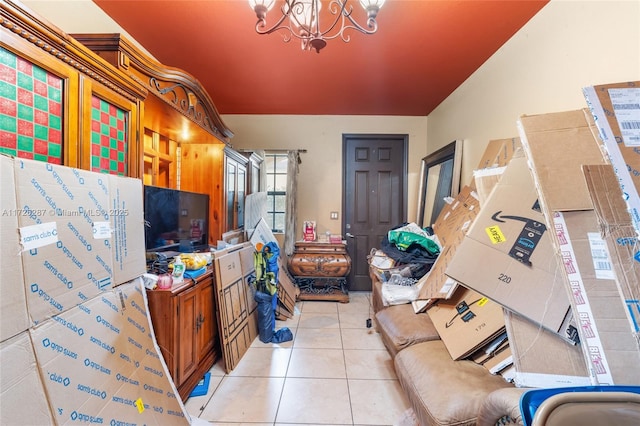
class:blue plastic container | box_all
[520,385,640,426]
[188,372,211,398]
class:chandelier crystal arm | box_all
[249,0,384,53]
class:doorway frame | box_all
[341,133,409,291]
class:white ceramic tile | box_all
[250,327,296,348]
[184,374,224,415]
[276,377,352,424]
[341,327,386,350]
[195,292,411,426]
[339,311,371,329]
[208,359,228,377]
[200,376,285,423]
[228,346,292,377]
[287,348,346,378]
[293,327,343,349]
[301,300,339,313]
[344,349,396,380]
[297,311,340,328]
[338,292,372,314]
[348,379,412,425]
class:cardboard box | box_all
[484,345,513,375]
[445,150,574,339]
[473,166,506,207]
[517,109,607,213]
[426,285,505,360]
[518,109,640,384]
[504,310,590,388]
[417,186,480,300]
[29,278,188,424]
[552,210,640,384]
[470,333,509,365]
[471,137,521,191]
[583,81,640,233]
[583,164,640,332]
[15,157,115,325]
[9,157,145,326]
[475,138,521,170]
[0,332,55,425]
[0,155,29,342]
[0,279,189,424]
[107,172,146,286]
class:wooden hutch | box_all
[0,0,253,400]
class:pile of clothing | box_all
[369,223,440,305]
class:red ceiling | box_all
[92,0,548,116]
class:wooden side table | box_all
[288,241,351,302]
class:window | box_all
[265,152,288,232]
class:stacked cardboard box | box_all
[583,81,640,234]
[0,155,190,425]
[414,139,523,371]
[517,107,640,385]
[446,149,575,342]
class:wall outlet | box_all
[330,211,339,220]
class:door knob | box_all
[345,232,355,238]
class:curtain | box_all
[284,150,301,257]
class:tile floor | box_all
[184,291,412,425]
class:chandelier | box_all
[248,0,386,53]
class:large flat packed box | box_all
[214,243,259,373]
[518,109,640,385]
[584,164,640,332]
[583,81,640,233]
[504,310,590,388]
[417,186,480,301]
[426,285,505,360]
[0,155,29,342]
[445,150,574,340]
[1,278,189,425]
[6,155,145,326]
[0,331,55,425]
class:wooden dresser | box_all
[288,241,352,302]
[146,270,218,401]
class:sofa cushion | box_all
[394,340,513,426]
[375,303,440,357]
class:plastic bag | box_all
[381,278,421,306]
[387,222,440,255]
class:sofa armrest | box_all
[477,387,528,426]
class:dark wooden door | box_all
[343,134,407,291]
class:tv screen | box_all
[143,185,209,252]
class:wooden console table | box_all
[288,241,351,303]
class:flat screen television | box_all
[143,185,209,252]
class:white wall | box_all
[222,115,428,237]
[427,0,640,185]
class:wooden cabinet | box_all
[1,2,145,176]
[146,271,219,401]
[245,151,264,194]
[224,147,249,232]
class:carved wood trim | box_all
[0,1,148,103]
[71,33,234,143]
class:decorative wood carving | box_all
[71,33,234,143]
[0,1,147,103]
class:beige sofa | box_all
[372,278,527,426]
